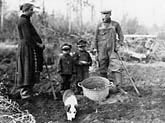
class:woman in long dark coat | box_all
[16,3,44,99]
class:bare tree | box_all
[0,0,4,31]
[66,0,94,33]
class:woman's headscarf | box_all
[20,3,34,12]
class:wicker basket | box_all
[78,76,113,102]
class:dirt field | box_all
[1,61,165,123]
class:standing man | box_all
[16,3,44,99]
[92,10,124,86]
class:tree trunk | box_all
[79,0,82,33]
[0,0,3,31]
[91,5,94,23]
[66,1,72,33]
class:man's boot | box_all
[113,71,122,85]
[112,71,128,94]
[20,87,31,99]
[111,71,122,93]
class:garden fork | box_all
[115,51,141,97]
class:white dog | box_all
[62,89,78,121]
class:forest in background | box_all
[0,0,165,44]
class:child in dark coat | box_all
[57,43,75,91]
[73,39,92,94]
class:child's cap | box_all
[61,43,72,50]
[77,39,87,47]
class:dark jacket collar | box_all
[21,14,31,21]
[103,17,111,23]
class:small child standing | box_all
[57,43,75,91]
[73,39,92,94]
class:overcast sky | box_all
[4,0,165,27]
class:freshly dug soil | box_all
[1,62,165,123]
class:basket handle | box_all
[108,81,114,87]
[78,82,82,87]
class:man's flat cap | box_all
[20,3,40,11]
[20,3,34,11]
[100,10,112,14]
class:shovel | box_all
[115,51,141,97]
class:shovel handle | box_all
[116,51,141,96]
[108,81,114,87]
[44,62,57,100]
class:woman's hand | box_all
[37,43,45,49]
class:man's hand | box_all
[95,54,99,62]
[93,48,97,53]
[115,40,123,53]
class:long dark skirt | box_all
[16,44,35,88]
